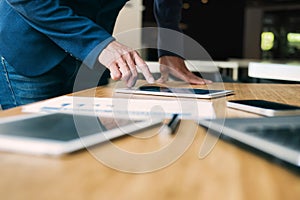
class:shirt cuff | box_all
[83,36,115,69]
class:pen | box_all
[159,114,181,134]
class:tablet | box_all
[227,99,300,116]
[0,113,162,156]
[115,85,234,99]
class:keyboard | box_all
[198,116,300,167]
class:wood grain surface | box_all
[0,81,299,200]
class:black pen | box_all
[159,114,181,134]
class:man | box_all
[0,0,210,110]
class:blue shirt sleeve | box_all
[154,0,182,31]
[5,0,115,68]
[154,0,183,58]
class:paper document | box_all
[22,96,215,120]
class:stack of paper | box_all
[22,96,216,120]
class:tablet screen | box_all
[0,113,143,141]
[138,86,225,95]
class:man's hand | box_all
[98,41,155,87]
[157,56,212,85]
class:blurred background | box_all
[114,0,300,83]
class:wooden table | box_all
[0,82,300,200]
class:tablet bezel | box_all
[115,87,234,99]
[0,113,162,156]
[227,100,300,116]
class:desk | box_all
[0,82,300,200]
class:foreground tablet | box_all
[198,116,300,168]
[0,113,162,156]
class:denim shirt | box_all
[0,0,182,76]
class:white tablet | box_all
[227,99,300,116]
[115,85,234,99]
[0,113,162,156]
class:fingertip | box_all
[197,81,206,85]
[147,76,155,84]
[205,79,213,84]
[110,72,121,80]
[192,78,212,85]
[126,79,136,88]
[126,83,133,88]
[126,76,138,88]
[140,69,155,84]
[156,77,166,84]
[190,80,205,85]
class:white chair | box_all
[138,60,238,82]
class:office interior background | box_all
[114,0,300,83]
